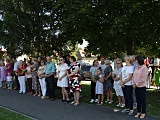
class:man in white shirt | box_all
[12,57,19,90]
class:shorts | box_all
[7,81,12,87]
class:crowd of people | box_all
[89,55,154,119]
[0,54,159,119]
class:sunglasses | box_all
[59,58,63,61]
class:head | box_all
[19,60,23,66]
[66,55,70,60]
[97,67,102,75]
[70,56,76,63]
[59,56,67,64]
[38,57,41,62]
[6,59,10,63]
[135,55,144,66]
[124,56,132,66]
[46,56,52,63]
[156,65,159,69]
[12,57,17,62]
[8,72,11,76]
[105,59,111,66]
[41,60,45,66]
[114,52,119,59]
[100,56,105,63]
[116,59,123,68]
[131,55,136,63]
[32,58,37,64]
[93,60,99,66]
[26,60,31,66]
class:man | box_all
[45,56,56,101]
[12,57,19,90]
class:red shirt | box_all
[17,65,26,76]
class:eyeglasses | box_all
[116,63,121,64]
[59,59,63,61]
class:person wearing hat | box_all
[104,59,114,104]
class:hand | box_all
[45,75,49,78]
[133,84,136,89]
[58,77,62,80]
[120,81,124,87]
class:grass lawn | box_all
[79,81,160,118]
[0,107,31,120]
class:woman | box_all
[16,60,26,94]
[38,60,46,99]
[104,59,113,104]
[57,56,70,102]
[4,59,13,88]
[26,60,32,94]
[67,56,81,106]
[112,59,125,108]
[132,55,148,119]
[31,58,40,96]
[121,56,134,115]
[89,60,99,103]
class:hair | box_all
[100,55,105,59]
[41,60,45,64]
[93,60,98,66]
[116,59,123,67]
[61,56,67,63]
[27,60,31,64]
[6,59,10,63]
[124,56,133,63]
[105,59,111,65]
[135,55,144,65]
[32,58,37,62]
[70,56,76,61]
[97,67,102,72]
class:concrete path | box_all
[0,88,159,120]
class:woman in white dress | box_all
[57,56,70,102]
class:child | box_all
[95,67,104,105]
[154,65,160,89]
[6,72,12,90]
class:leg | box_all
[18,76,22,93]
[122,87,129,109]
[22,76,26,93]
[47,75,55,98]
[63,87,69,100]
[91,81,96,99]
[74,91,80,105]
[62,88,65,100]
[15,73,20,90]
[126,86,133,110]
[109,90,113,101]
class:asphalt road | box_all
[0,88,159,120]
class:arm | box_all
[68,67,79,77]
[99,75,104,83]
[122,73,133,85]
[59,70,67,80]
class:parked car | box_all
[80,65,92,81]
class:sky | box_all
[78,40,89,49]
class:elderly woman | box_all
[31,58,40,96]
[104,59,113,104]
[16,60,26,94]
[67,56,81,106]
[132,55,148,119]
[121,56,134,115]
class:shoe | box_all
[61,99,66,102]
[128,110,134,115]
[74,102,79,106]
[90,99,94,103]
[116,103,121,107]
[108,100,113,104]
[134,113,141,118]
[120,104,125,108]
[105,100,110,103]
[66,99,70,103]
[33,93,38,96]
[121,109,130,113]
[38,94,41,97]
[140,114,145,119]
[95,99,98,103]
[71,101,76,104]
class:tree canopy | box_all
[0,0,160,58]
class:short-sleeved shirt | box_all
[89,66,99,77]
[121,66,134,86]
[104,65,113,81]
[7,76,12,82]
[26,66,32,78]
[45,62,55,74]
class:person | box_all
[154,65,160,89]
[57,56,70,102]
[6,72,12,90]
[132,55,148,119]
[0,62,6,88]
[2,62,6,88]
[95,67,104,105]
[67,56,81,105]
[31,58,40,96]
[104,59,113,104]
[98,56,106,75]
[45,56,56,101]
[38,60,46,99]
[112,59,125,108]
[149,57,155,80]
[121,56,134,115]
[12,58,20,90]
[26,60,33,94]
[113,52,119,69]
[89,60,99,103]
[16,60,26,94]
[146,64,152,88]
[65,55,71,66]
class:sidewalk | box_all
[0,88,159,120]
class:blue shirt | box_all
[45,62,56,74]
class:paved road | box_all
[0,88,159,120]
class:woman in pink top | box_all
[132,55,148,119]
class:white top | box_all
[38,66,46,78]
[26,66,32,78]
[14,61,19,71]
[98,63,106,75]
[58,63,68,78]
[121,66,134,86]
[7,76,12,82]
[89,66,98,77]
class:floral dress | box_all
[68,62,81,93]
[104,65,113,90]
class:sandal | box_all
[134,113,141,118]
[71,101,76,104]
[74,102,79,106]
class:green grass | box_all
[0,107,31,120]
[79,81,160,118]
